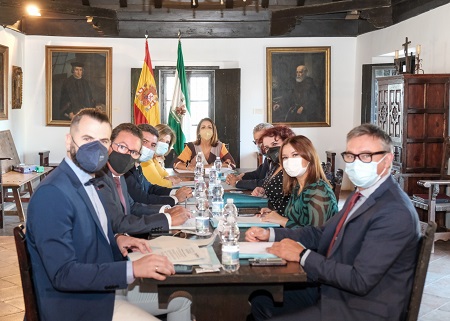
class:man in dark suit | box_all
[100,123,191,235]
[124,124,192,206]
[26,108,175,321]
[226,123,273,190]
[246,123,420,321]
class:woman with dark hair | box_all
[251,125,295,215]
[258,135,338,228]
[173,117,236,170]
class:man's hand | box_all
[245,227,270,242]
[132,254,175,281]
[115,234,152,257]
[174,186,193,203]
[267,239,304,262]
[165,206,192,226]
[226,173,244,186]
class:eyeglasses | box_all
[341,151,388,163]
[112,142,141,159]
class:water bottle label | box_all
[222,245,239,265]
[212,202,224,213]
[195,216,210,234]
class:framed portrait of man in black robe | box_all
[46,46,112,126]
[267,47,331,127]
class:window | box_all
[158,68,215,140]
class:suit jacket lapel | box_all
[328,176,395,255]
[60,161,110,243]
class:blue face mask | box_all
[139,145,155,163]
[345,155,387,188]
[73,140,109,173]
[155,142,169,156]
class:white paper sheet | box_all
[238,242,277,259]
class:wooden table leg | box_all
[11,188,25,222]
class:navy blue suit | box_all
[272,176,420,321]
[97,169,169,234]
[236,158,271,190]
[26,160,128,321]
[124,165,175,206]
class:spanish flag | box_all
[133,39,160,125]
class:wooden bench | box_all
[0,130,52,228]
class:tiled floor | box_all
[1,214,450,320]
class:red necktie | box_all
[327,192,362,257]
[113,176,128,215]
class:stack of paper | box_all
[238,242,277,259]
[127,233,219,265]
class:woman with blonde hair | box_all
[174,117,235,170]
[258,135,338,228]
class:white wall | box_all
[0,28,25,158]
[0,34,357,168]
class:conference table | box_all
[140,168,308,320]
[140,236,307,321]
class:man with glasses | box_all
[246,123,420,321]
[98,123,192,235]
[226,122,273,190]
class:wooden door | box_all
[214,69,241,168]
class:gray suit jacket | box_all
[275,175,420,321]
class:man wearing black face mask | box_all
[98,123,192,236]
[26,108,179,321]
[226,123,273,190]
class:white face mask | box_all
[283,157,309,178]
[155,142,169,156]
[139,145,155,163]
[345,155,387,188]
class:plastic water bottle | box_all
[194,163,203,184]
[214,157,222,180]
[196,151,204,165]
[221,198,240,272]
[211,178,224,218]
[195,192,210,235]
[209,164,217,183]
[207,165,217,205]
[194,176,206,199]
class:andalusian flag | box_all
[168,40,191,155]
[133,39,160,126]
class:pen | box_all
[260,210,272,217]
[184,198,187,208]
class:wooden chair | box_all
[411,137,450,251]
[13,224,40,321]
[405,221,436,321]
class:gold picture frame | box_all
[267,47,331,127]
[0,45,8,120]
[12,66,23,109]
[46,46,112,126]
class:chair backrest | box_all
[13,224,40,321]
[405,221,437,321]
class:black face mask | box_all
[267,146,281,164]
[108,151,135,175]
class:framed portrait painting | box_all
[267,47,331,127]
[46,46,112,126]
[0,44,8,120]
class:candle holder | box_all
[415,54,424,74]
